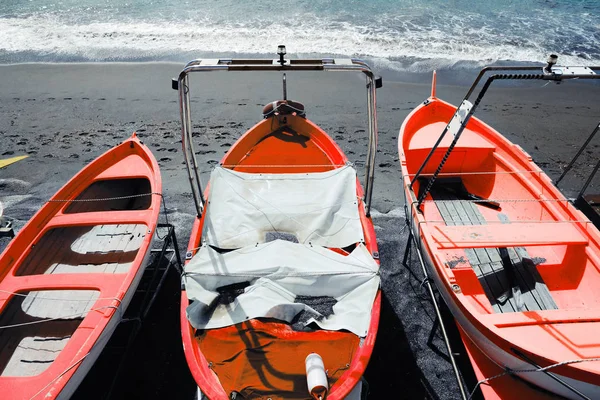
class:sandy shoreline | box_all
[1,62,599,399]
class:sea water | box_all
[1,0,599,73]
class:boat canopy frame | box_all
[410,60,600,210]
[173,56,382,217]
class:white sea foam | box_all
[0,13,598,70]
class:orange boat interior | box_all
[401,99,600,319]
[185,111,378,399]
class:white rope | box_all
[0,305,118,330]
[46,192,162,203]
[184,268,376,278]
[29,352,90,400]
[468,357,600,399]
[0,289,123,305]
[221,164,349,168]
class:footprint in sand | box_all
[159,157,171,162]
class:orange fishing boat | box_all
[0,133,162,399]
[175,49,382,399]
[399,62,600,399]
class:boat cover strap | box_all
[201,166,365,248]
[183,240,380,337]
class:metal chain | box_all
[419,198,571,204]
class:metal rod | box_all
[179,74,204,216]
[410,229,468,400]
[410,121,451,189]
[556,122,600,186]
[364,75,378,216]
[184,75,205,212]
[416,74,502,208]
[578,156,600,199]
[464,66,541,99]
[511,348,590,400]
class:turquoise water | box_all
[1,0,599,71]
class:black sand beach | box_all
[1,63,599,399]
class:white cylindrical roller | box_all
[305,353,328,400]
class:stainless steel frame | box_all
[175,58,380,217]
[411,63,600,209]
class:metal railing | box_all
[173,56,381,217]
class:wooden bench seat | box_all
[430,222,588,249]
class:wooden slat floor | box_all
[1,223,147,377]
[431,187,558,313]
[17,224,147,276]
[0,290,99,377]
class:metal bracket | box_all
[0,218,14,239]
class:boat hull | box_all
[181,115,381,400]
[0,133,162,399]
[399,96,600,399]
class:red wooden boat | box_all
[399,66,600,399]
[175,52,382,399]
[0,133,162,399]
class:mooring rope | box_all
[468,357,600,399]
[46,192,162,203]
[0,289,122,305]
[45,191,172,240]
[29,352,90,400]
[0,305,120,330]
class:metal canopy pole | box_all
[556,122,600,187]
[174,56,381,217]
[409,229,468,400]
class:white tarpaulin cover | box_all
[201,166,364,248]
[184,240,380,337]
